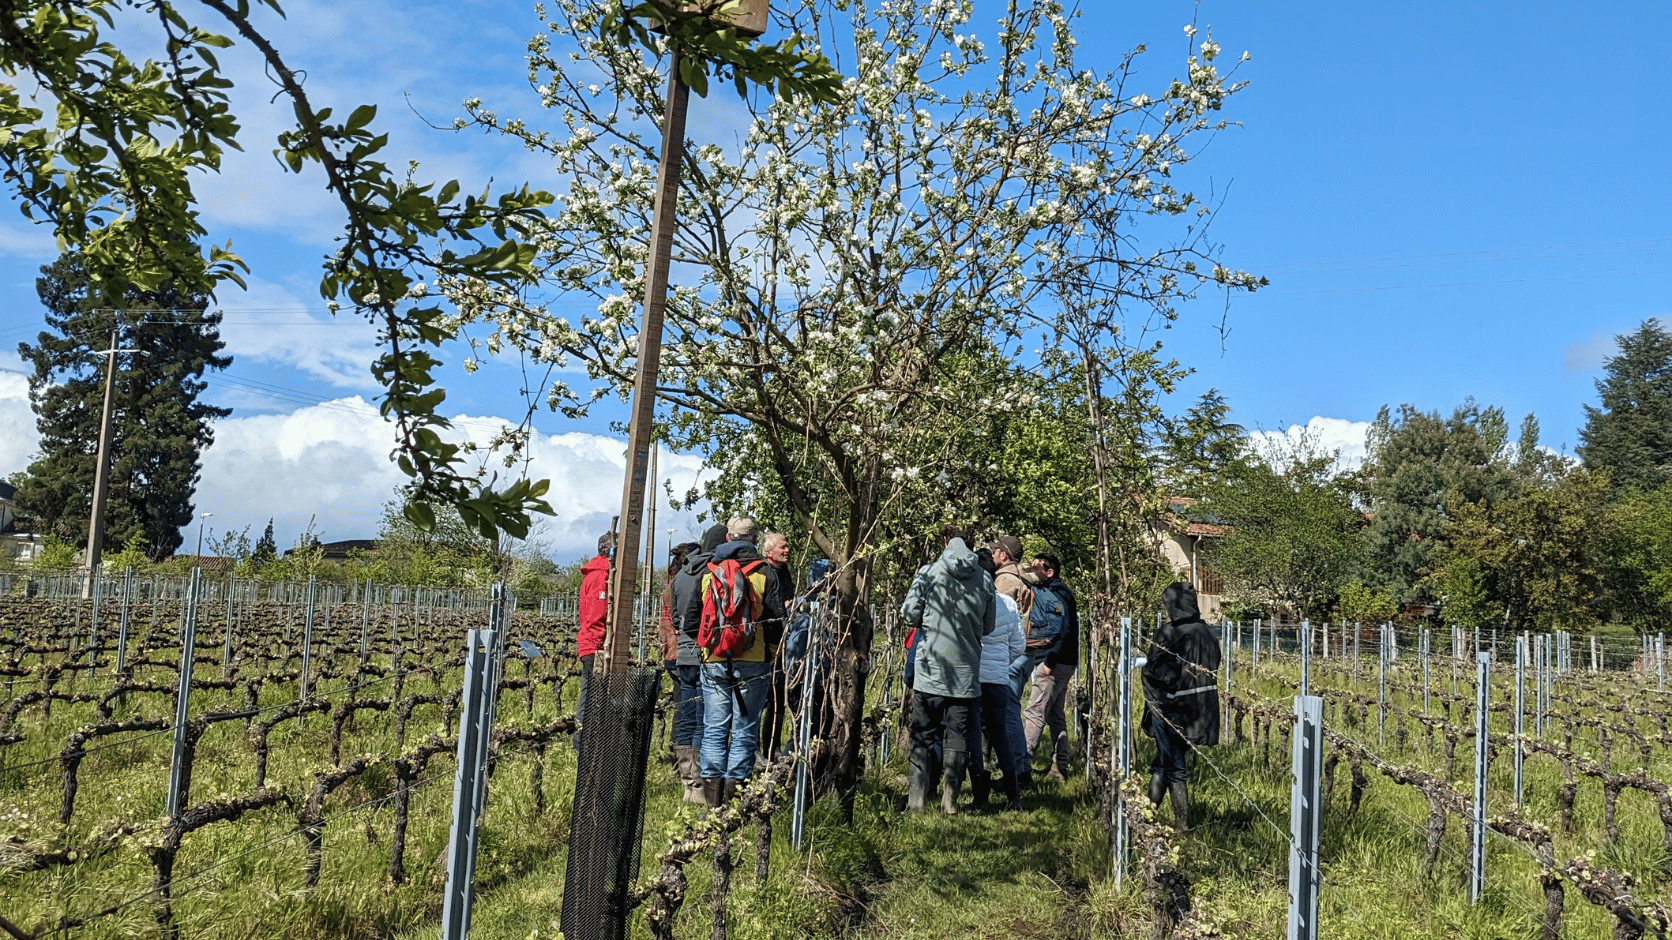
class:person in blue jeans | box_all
[697,516,785,806]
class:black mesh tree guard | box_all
[561,666,662,940]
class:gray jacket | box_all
[900,537,995,699]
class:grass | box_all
[10,603,1672,940]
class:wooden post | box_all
[599,54,692,673]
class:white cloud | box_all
[193,396,709,563]
[190,0,551,244]
[0,370,39,476]
[1565,329,1618,374]
[216,277,383,388]
[1248,416,1372,475]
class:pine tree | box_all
[251,519,278,572]
[14,253,232,560]
[1579,318,1672,494]
[1355,400,1514,606]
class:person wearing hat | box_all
[575,530,615,732]
[990,534,1039,789]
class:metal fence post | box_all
[792,599,824,851]
[1114,615,1133,888]
[1470,651,1491,904]
[1222,620,1233,732]
[1377,624,1388,746]
[359,579,372,667]
[116,566,133,676]
[1421,626,1430,715]
[301,575,317,702]
[1252,616,1261,670]
[88,563,103,651]
[1300,618,1311,697]
[167,569,203,818]
[1514,634,1525,809]
[440,626,498,940]
[1287,695,1324,940]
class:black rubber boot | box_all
[721,779,739,805]
[1148,772,1166,806]
[906,749,933,811]
[969,770,992,811]
[702,777,722,809]
[941,750,968,815]
[1168,780,1191,835]
[1001,769,1022,810]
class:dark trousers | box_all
[968,681,1021,779]
[1148,708,1190,783]
[577,653,595,725]
[909,690,973,757]
[667,662,703,749]
[758,659,788,759]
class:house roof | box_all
[285,538,378,558]
[1162,495,1229,537]
[0,481,14,502]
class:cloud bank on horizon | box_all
[2,369,1381,560]
[0,374,713,563]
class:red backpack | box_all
[699,557,766,658]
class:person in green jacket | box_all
[900,524,995,813]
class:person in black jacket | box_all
[1140,582,1222,834]
[668,523,728,803]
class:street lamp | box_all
[196,512,213,561]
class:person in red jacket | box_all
[576,531,613,727]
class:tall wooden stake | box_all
[600,55,691,673]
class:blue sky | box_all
[0,0,1666,559]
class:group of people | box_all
[576,517,1224,828]
[575,516,798,808]
[899,527,1223,825]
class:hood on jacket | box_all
[936,537,979,579]
[582,553,610,575]
[1162,581,1200,625]
[714,540,763,563]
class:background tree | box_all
[1612,481,1672,628]
[1336,579,1398,625]
[1439,464,1611,632]
[452,0,1261,804]
[1199,430,1362,621]
[15,253,231,560]
[1160,388,1248,496]
[1579,318,1672,495]
[1355,400,1513,606]
[250,519,278,572]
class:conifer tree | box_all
[14,253,231,560]
[1579,318,1672,494]
[251,519,278,572]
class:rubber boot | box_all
[941,750,968,815]
[969,770,992,812]
[906,749,933,811]
[1168,780,1191,835]
[1147,772,1166,806]
[722,779,740,805]
[676,746,705,804]
[1001,770,1023,811]
[702,778,722,809]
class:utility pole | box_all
[84,323,134,593]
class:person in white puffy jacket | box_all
[966,548,1027,810]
